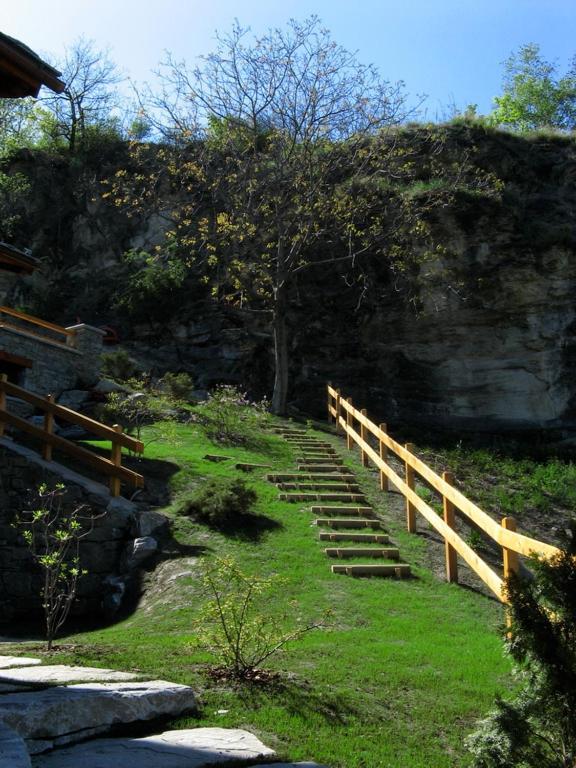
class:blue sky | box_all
[2,0,575,118]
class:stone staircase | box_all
[270,427,411,578]
[0,655,327,767]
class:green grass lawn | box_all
[28,419,511,768]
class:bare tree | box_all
[132,18,414,413]
[42,38,124,152]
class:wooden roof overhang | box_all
[0,242,39,274]
[0,31,64,97]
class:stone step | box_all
[32,727,275,767]
[0,665,139,686]
[0,656,41,669]
[267,473,356,483]
[298,447,337,453]
[319,532,390,543]
[315,518,385,529]
[276,482,360,492]
[280,492,367,503]
[331,563,411,577]
[310,506,374,516]
[325,547,400,560]
[0,680,196,754]
[297,462,344,470]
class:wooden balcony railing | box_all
[0,305,76,347]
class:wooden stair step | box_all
[315,518,384,529]
[325,547,400,559]
[277,482,360,492]
[311,505,374,516]
[284,440,333,448]
[331,564,411,577]
[319,532,390,543]
[297,454,338,462]
[297,461,344,470]
[267,473,355,482]
[280,493,367,503]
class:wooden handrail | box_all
[327,385,561,602]
[0,375,144,496]
[0,379,143,452]
[0,305,75,340]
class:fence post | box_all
[442,471,458,583]
[360,408,369,467]
[327,384,332,424]
[110,424,123,498]
[379,423,389,491]
[335,389,341,433]
[0,373,6,438]
[405,443,416,533]
[42,394,55,462]
[346,398,353,450]
[502,517,519,581]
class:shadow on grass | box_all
[235,675,360,725]
[201,512,283,543]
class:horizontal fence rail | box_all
[0,305,76,347]
[327,385,560,602]
[0,375,144,497]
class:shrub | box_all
[196,384,270,446]
[104,378,184,441]
[100,348,140,382]
[160,371,194,401]
[466,527,576,768]
[177,477,257,528]
[12,484,103,650]
[192,556,326,680]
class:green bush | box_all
[196,384,270,446]
[177,477,257,528]
[100,348,140,382]
[160,372,194,401]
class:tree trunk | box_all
[271,282,289,415]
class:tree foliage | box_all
[490,43,576,132]
[466,529,576,768]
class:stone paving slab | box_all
[0,656,41,669]
[0,665,138,685]
[32,727,275,767]
[0,680,197,742]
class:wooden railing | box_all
[0,305,76,347]
[0,375,144,497]
[327,385,560,602]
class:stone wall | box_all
[0,323,104,396]
[0,443,136,624]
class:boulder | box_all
[32,727,274,767]
[57,391,90,411]
[0,680,196,745]
[0,722,30,768]
[127,536,158,568]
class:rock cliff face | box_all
[3,127,576,434]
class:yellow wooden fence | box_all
[0,375,144,497]
[327,385,560,602]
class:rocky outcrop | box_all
[4,128,576,434]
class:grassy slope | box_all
[42,421,510,768]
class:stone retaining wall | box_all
[0,323,104,396]
[0,444,136,624]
